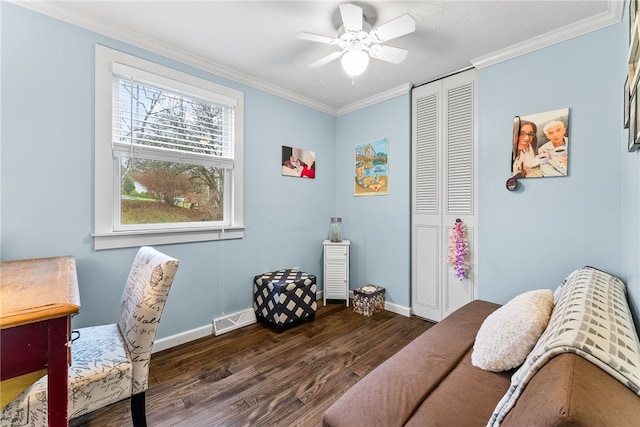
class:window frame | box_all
[94,45,244,250]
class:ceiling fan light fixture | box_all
[299,3,416,79]
[341,50,369,76]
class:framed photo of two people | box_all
[512,108,569,179]
[281,145,316,179]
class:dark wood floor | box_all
[70,301,434,427]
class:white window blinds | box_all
[111,62,235,169]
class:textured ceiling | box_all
[15,1,619,113]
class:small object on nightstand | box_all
[353,285,386,317]
[328,217,343,242]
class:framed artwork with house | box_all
[355,139,388,196]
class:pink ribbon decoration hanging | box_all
[448,219,469,281]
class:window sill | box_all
[93,226,244,250]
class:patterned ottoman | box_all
[253,269,317,328]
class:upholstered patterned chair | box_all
[1,246,179,427]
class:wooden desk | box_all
[1,256,80,427]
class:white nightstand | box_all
[323,240,350,306]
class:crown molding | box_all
[336,83,412,116]
[9,0,338,116]
[472,0,623,69]
[11,0,623,115]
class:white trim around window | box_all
[94,45,244,250]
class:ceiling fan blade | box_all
[339,3,363,32]
[368,45,408,64]
[370,14,416,43]
[309,50,344,68]
[297,32,338,45]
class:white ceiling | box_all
[15,1,621,114]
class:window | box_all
[95,45,244,249]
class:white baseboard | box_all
[384,301,411,317]
[152,308,258,353]
[152,324,212,353]
[318,289,411,317]
[152,291,411,353]
[213,308,257,336]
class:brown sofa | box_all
[322,298,640,426]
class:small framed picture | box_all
[281,145,316,178]
[633,0,638,32]
[630,88,640,152]
[625,75,630,129]
[636,86,640,141]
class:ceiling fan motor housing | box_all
[338,22,372,52]
[297,2,416,74]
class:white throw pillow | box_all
[471,289,554,372]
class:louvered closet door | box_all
[411,69,477,322]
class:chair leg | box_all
[131,392,147,427]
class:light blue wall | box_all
[335,95,412,307]
[1,3,336,339]
[3,3,640,339]
[477,23,632,310]
[621,5,640,330]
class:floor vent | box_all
[212,309,256,336]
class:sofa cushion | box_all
[502,353,640,427]
[405,348,513,427]
[321,300,500,427]
[471,289,554,372]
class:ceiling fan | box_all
[297,3,416,77]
